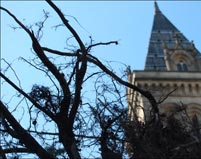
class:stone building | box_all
[127,2,201,123]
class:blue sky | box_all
[1,1,201,71]
[1,1,201,158]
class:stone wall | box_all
[127,71,201,123]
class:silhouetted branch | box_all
[87,41,118,52]
[0,72,55,120]
[3,148,31,154]
[0,101,55,159]
[157,88,177,104]
[42,47,77,56]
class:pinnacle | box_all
[154,0,161,14]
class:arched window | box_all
[177,63,182,71]
[183,63,188,71]
[177,61,188,71]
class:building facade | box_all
[127,2,201,123]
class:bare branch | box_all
[19,57,60,94]
[87,41,118,52]
[42,47,77,56]
[46,0,85,51]
[35,9,49,40]
[157,88,177,104]
[3,147,31,154]
[86,54,158,113]
[0,72,55,120]
[1,58,22,89]
[0,145,7,159]
[0,101,55,159]
[1,6,71,116]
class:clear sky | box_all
[1,1,201,71]
[1,1,201,158]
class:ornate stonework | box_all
[127,2,201,124]
[127,71,201,123]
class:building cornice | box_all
[132,71,201,80]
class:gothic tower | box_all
[127,2,201,123]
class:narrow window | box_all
[183,63,188,71]
[177,63,182,71]
[177,61,188,71]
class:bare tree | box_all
[0,1,161,158]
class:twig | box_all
[157,88,177,104]
[87,41,118,52]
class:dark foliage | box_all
[125,114,201,159]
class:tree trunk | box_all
[57,118,81,159]
[100,131,122,159]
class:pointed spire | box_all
[144,1,194,71]
[154,0,161,14]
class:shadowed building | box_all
[127,2,201,123]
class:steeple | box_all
[127,2,201,141]
[144,2,201,71]
[154,1,161,14]
[152,2,179,32]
